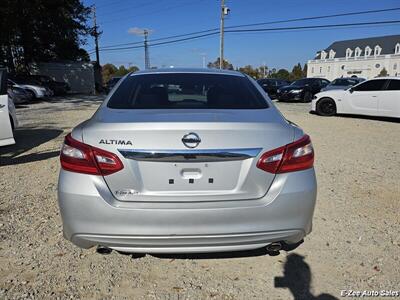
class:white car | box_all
[8,79,51,99]
[0,89,18,147]
[311,77,400,118]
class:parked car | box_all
[58,68,317,254]
[15,74,70,95]
[276,78,330,102]
[7,85,32,104]
[311,77,400,118]
[0,69,18,146]
[320,77,365,92]
[8,79,52,99]
[106,76,122,92]
[257,78,291,99]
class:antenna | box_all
[128,27,154,69]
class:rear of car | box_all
[277,78,330,102]
[58,69,317,253]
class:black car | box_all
[276,78,330,102]
[14,74,70,95]
[106,76,122,92]
[257,78,291,99]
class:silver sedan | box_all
[57,68,317,254]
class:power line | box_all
[99,0,205,25]
[90,20,400,54]
[92,7,400,51]
[224,7,400,30]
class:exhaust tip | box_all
[96,246,112,255]
[266,242,282,255]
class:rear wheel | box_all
[316,98,336,116]
[27,90,36,100]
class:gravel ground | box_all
[0,95,399,300]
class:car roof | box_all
[129,68,245,77]
[371,76,400,80]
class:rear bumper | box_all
[58,169,317,253]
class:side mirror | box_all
[349,87,354,93]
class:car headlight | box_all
[277,89,281,93]
[290,89,303,93]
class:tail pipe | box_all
[96,245,112,255]
[266,242,282,254]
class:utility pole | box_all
[92,5,100,66]
[219,0,225,69]
[144,30,150,69]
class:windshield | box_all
[290,79,309,86]
[107,73,268,109]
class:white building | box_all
[307,35,400,81]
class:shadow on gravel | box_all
[0,128,63,166]
[275,254,337,300]
[309,111,399,123]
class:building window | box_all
[319,67,322,73]
[365,46,372,57]
[320,50,327,59]
[395,43,400,54]
[374,45,382,56]
[328,66,330,72]
[393,63,397,70]
[375,63,380,68]
[311,67,314,73]
[329,49,335,59]
[341,65,345,70]
[354,47,362,58]
[346,48,353,59]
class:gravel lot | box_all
[1,95,399,299]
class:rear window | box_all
[331,79,358,86]
[107,73,268,109]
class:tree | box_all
[102,64,118,84]
[238,65,258,78]
[378,68,388,77]
[101,63,139,84]
[270,68,290,80]
[207,57,234,70]
[302,64,308,78]
[0,0,92,72]
[290,63,303,81]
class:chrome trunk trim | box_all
[118,148,262,162]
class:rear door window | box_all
[386,80,400,90]
[353,79,388,91]
[107,73,268,109]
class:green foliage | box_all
[237,65,267,79]
[378,67,388,77]
[0,0,92,71]
[207,57,234,70]
[102,64,139,84]
[290,63,303,81]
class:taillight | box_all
[257,135,314,174]
[60,133,124,175]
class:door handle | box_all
[0,104,5,109]
[372,96,377,98]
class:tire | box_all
[316,98,337,116]
[27,90,36,100]
[302,91,312,103]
